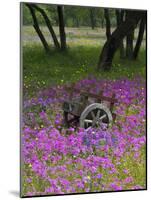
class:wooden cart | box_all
[62,84,117,129]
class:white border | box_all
[0,0,150,199]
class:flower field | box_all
[21,77,146,196]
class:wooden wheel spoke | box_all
[98,114,106,122]
[92,118,97,127]
[79,103,113,129]
[91,111,95,119]
[84,119,93,123]
[96,110,101,119]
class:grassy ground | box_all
[23,26,146,46]
[22,26,146,97]
[23,44,146,97]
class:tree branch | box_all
[32,4,60,49]
[26,3,50,53]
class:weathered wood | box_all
[63,111,79,127]
[82,92,117,103]
[110,93,116,112]
[80,103,113,129]
[97,90,103,103]
[65,86,117,103]
[63,85,117,129]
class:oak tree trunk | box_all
[90,9,96,30]
[97,10,145,71]
[26,4,50,53]
[101,17,104,29]
[76,18,79,27]
[32,4,60,49]
[125,11,135,59]
[116,9,125,58]
[133,15,146,59]
[57,6,67,51]
[104,9,111,40]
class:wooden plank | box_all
[82,92,117,103]
[110,93,116,111]
[65,86,117,103]
[97,90,103,103]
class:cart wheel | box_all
[80,103,113,129]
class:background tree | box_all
[89,8,96,29]
[26,3,50,53]
[99,10,105,28]
[125,11,135,59]
[31,4,60,49]
[104,9,111,40]
[45,6,59,26]
[24,4,146,68]
[57,6,67,51]
[133,15,146,59]
[97,10,146,71]
[115,9,125,58]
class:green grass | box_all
[23,26,146,41]
[23,43,146,97]
[23,26,146,47]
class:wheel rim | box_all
[80,103,113,129]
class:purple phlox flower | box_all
[123,169,129,174]
[110,183,122,190]
[124,176,134,184]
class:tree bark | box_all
[32,4,60,49]
[101,17,104,29]
[133,15,146,59]
[116,9,125,58]
[57,6,67,51]
[126,30,134,59]
[76,18,79,27]
[90,9,96,30]
[26,4,50,53]
[125,11,135,59]
[97,10,145,71]
[104,9,111,40]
